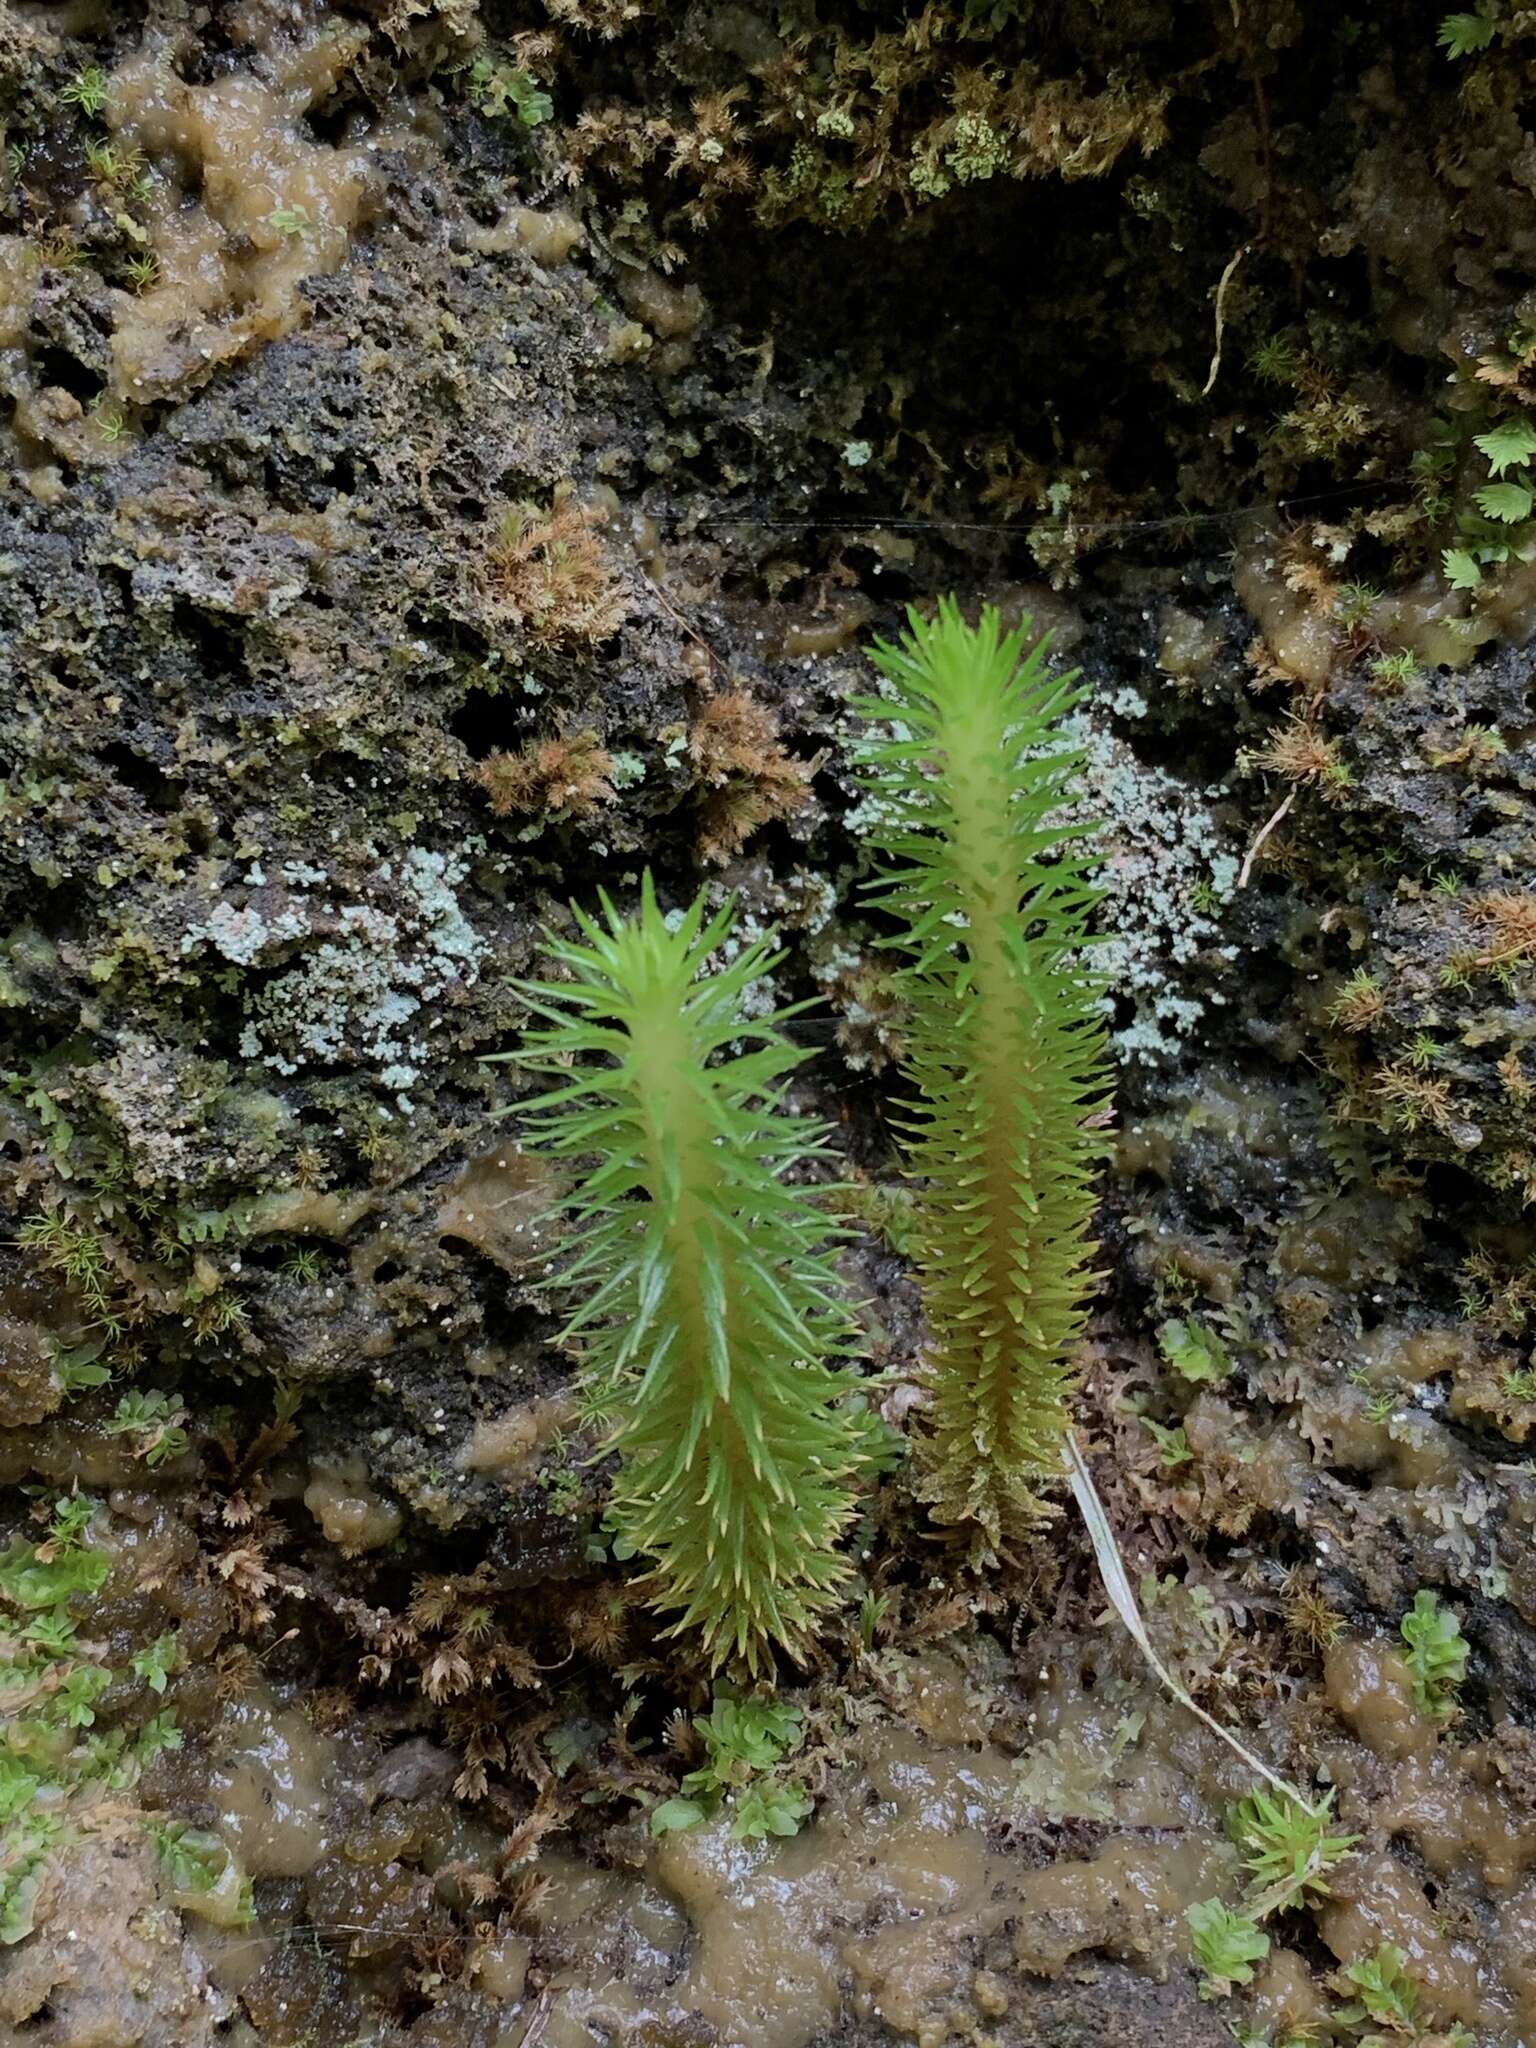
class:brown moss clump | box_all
[473,730,615,821]
[1374,1061,1458,1138]
[1471,891,1536,969]
[811,937,909,1073]
[687,690,816,865]
[1328,970,1386,1034]
[1243,715,1355,804]
[485,498,628,646]
[1459,1248,1536,1341]
[1281,1568,1345,1657]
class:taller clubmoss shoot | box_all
[496,876,865,1672]
[853,600,1108,1550]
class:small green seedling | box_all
[268,202,313,238]
[729,1781,813,1840]
[130,1634,180,1694]
[1140,1416,1193,1468]
[686,1697,802,1787]
[468,55,553,127]
[147,1821,253,1926]
[60,66,111,116]
[1400,1589,1468,1723]
[104,1389,189,1467]
[1333,581,1382,629]
[0,1532,108,1611]
[1158,1317,1233,1385]
[91,402,127,445]
[1186,1898,1269,1997]
[53,1341,110,1396]
[1370,650,1419,692]
[650,1694,811,1841]
[1250,335,1306,385]
[857,1590,893,1653]
[1228,1784,1357,1916]
[1336,1943,1420,2032]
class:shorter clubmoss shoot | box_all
[496,876,868,1671]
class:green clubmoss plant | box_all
[495,876,865,1672]
[851,603,1325,1812]
[851,600,1108,1547]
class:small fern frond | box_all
[852,599,1108,1549]
[497,875,865,1671]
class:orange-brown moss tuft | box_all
[1244,715,1355,804]
[1374,1062,1457,1137]
[687,690,815,864]
[566,1590,629,1663]
[473,729,615,821]
[484,498,629,646]
[1471,891,1536,969]
[1281,1569,1345,1657]
[1328,970,1386,1034]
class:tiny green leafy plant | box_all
[59,65,111,116]
[498,877,866,1671]
[650,1694,811,1840]
[1186,1897,1269,1997]
[468,55,553,127]
[130,1634,180,1695]
[267,202,313,239]
[851,601,1107,1547]
[103,1389,189,1468]
[1335,1943,1421,2032]
[1139,1415,1192,1467]
[0,1530,108,1612]
[1399,1589,1468,1723]
[146,1820,253,1926]
[1370,650,1419,693]
[730,1779,813,1839]
[1438,9,1498,59]
[1228,1784,1357,1916]
[1158,1316,1233,1385]
[52,1341,111,1398]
